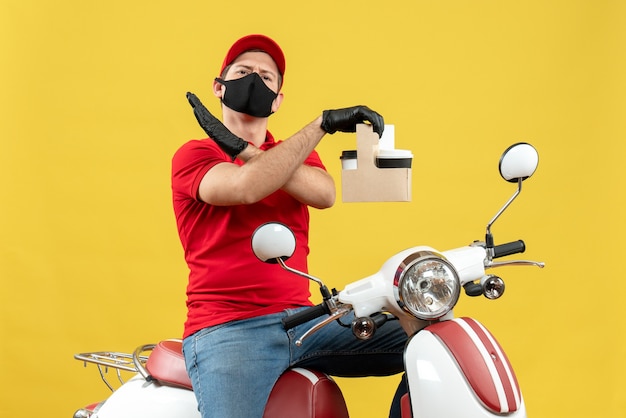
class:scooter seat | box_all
[263,368,349,418]
[145,340,193,389]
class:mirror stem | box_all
[276,258,333,300]
[485,178,523,251]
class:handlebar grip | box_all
[493,240,525,258]
[282,304,329,330]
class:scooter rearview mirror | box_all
[251,222,330,296]
[251,222,296,264]
[499,142,539,183]
[486,143,539,254]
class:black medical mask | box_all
[215,73,278,118]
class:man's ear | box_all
[271,92,284,113]
[213,79,224,99]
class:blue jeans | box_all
[182,307,407,418]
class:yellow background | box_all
[1,0,625,417]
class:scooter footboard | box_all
[404,317,525,418]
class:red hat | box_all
[220,34,286,77]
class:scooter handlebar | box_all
[282,304,329,330]
[493,240,525,258]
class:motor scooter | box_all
[73,142,543,418]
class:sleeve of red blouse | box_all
[171,139,228,200]
[303,149,327,171]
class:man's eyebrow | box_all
[233,63,277,76]
[232,63,253,70]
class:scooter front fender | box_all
[404,317,526,418]
[95,374,200,418]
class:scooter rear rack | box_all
[75,345,154,391]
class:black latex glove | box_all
[186,92,248,159]
[321,106,385,138]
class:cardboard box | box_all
[341,124,412,202]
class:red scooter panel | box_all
[263,368,349,418]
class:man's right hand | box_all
[186,92,249,159]
[321,106,385,138]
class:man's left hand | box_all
[186,92,249,159]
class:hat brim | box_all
[220,34,285,77]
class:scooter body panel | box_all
[404,317,526,418]
[94,374,200,418]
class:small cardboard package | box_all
[340,124,412,202]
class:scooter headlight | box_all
[394,251,461,320]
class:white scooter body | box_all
[94,375,200,418]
